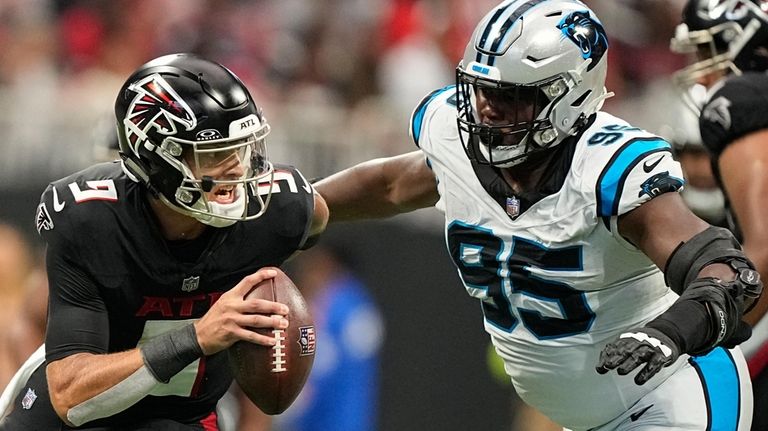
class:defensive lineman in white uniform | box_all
[316,1,760,429]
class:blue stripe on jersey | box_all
[596,138,672,218]
[411,85,455,148]
[690,348,740,431]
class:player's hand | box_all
[595,327,680,385]
[194,268,290,355]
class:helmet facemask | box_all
[157,121,274,228]
[671,0,768,114]
[456,69,567,167]
[671,21,753,113]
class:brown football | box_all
[228,267,316,415]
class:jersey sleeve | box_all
[36,183,111,362]
[409,85,458,151]
[585,132,683,239]
[44,245,110,362]
[700,72,768,158]
[266,164,316,250]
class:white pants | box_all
[570,347,753,431]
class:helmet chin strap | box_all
[193,184,247,228]
[157,184,247,228]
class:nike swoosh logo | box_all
[630,404,654,422]
[52,186,65,212]
[643,155,664,173]
[297,171,313,194]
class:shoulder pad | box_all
[35,163,129,248]
[410,85,457,149]
[256,164,314,244]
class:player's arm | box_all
[46,261,288,426]
[309,191,329,237]
[718,128,768,325]
[597,192,760,384]
[314,150,439,223]
[297,190,329,252]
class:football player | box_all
[315,0,760,429]
[0,53,328,430]
[671,0,768,429]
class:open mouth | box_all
[211,184,238,204]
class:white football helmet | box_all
[456,0,611,167]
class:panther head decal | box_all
[557,10,609,71]
[638,172,685,198]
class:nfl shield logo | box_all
[506,196,521,218]
[21,388,37,410]
[298,326,316,356]
[181,276,200,292]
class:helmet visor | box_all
[187,135,268,176]
[159,122,275,225]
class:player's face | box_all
[475,86,542,147]
[184,141,251,205]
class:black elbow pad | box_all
[664,226,762,311]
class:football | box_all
[228,267,316,415]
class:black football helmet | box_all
[671,0,768,110]
[115,53,273,227]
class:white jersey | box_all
[411,86,688,429]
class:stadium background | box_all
[0,1,690,429]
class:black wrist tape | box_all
[646,299,713,356]
[140,324,204,383]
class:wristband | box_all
[140,324,204,383]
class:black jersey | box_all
[8,161,314,429]
[700,72,768,158]
[698,72,768,238]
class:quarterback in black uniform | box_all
[672,1,768,430]
[0,54,328,430]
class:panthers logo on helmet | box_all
[557,11,608,71]
[122,74,197,153]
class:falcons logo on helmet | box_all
[122,74,197,154]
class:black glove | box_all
[596,327,680,385]
[723,319,752,348]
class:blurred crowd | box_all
[0,0,690,186]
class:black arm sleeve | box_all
[656,226,762,355]
[44,245,110,363]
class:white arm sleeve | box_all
[66,365,159,427]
